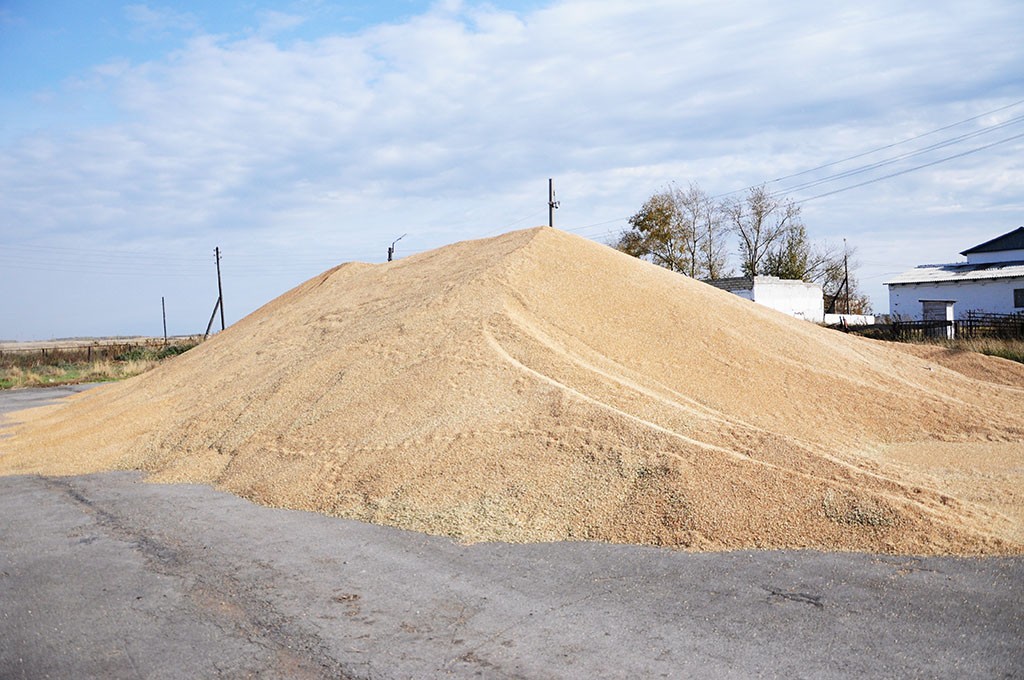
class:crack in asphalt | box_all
[765,586,825,609]
[41,475,352,679]
[3,469,1023,678]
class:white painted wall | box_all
[888,277,1024,319]
[824,313,876,325]
[966,248,1024,265]
[751,277,824,323]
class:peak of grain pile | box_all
[3,227,1024,554]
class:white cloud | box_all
[1,0,1023,336]
[254,9,307,37]
[124,4,198,40]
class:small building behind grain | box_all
[886,227,1024,320]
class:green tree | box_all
[616,183,730,279]
[618,181,870,314]
[763,226,872,314]
[762,223,836,281]
[724,185,800,278]
[615,188,693,274]
[676,183,730,279]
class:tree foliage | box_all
[677,183,730,280]
[762,223,836,282]
[724,185,800,278]
[615,183,731,279]
[616,181,872,314]
[762,226,872,314]
[617,189,691,273]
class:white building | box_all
[707,276,824,322]
[885,227,1024,320]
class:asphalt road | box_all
[0,382,101,418]
[1,387,1022,679]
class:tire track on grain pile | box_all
[492,302,953,491]
[483,316,1017,551]
[483,325,746,460]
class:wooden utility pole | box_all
[548,178,560,227]
[204,247,225,340]
[215,246,225,331]
[161,296,167,345]
[843,239,850,315]
[203,299,220,340]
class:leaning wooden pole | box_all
[215,246,225,331]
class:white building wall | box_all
[966,248,1024,265]
[750,277,824,322]
[824,313,876,325]
[888,277,1024,319]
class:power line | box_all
[771,114,1024,198]
[563,121,1023,241]
[6,101,1023,281]
[715,97,1024,199]
[793,130,1024,205]
[771,98,1024,184]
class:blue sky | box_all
[1,0,1022,340]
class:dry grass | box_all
[0,344,195,389]
[0,360,158,389]
[851,327,1024,364]
[939,337,1024,364]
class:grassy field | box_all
[0,341,198,389]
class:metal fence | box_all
[892,311,1024,340]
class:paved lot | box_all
[0,382,101,417]
[1,387,1022,679]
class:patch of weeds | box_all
[1,341,199,389]
[979,345,1024,364]
[116,343,197,362]
[916,337,1024,366]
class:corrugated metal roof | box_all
[705,275,816,292]
[961,226,1024,255]
[885,260,1024,285]
[706,277,753,292]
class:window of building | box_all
[1015,288,1024,308]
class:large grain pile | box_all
[3,227,1023,554]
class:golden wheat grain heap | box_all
[3,227,1023,554]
